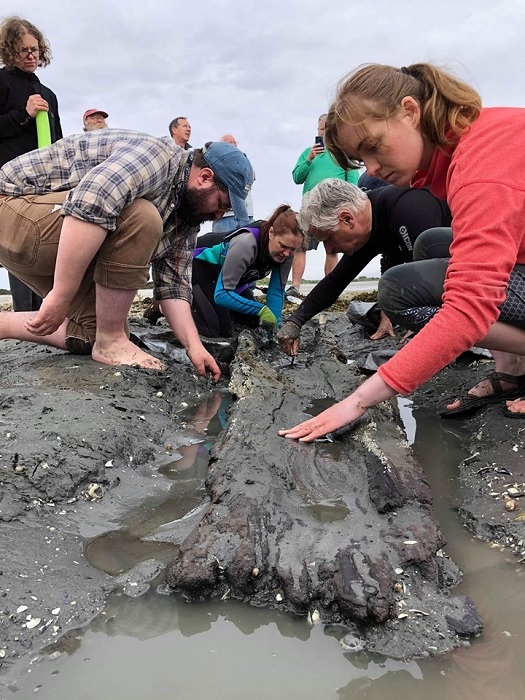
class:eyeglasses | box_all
[18,47,40,57]
[215,184,232,214]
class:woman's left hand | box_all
[278,398,366,442]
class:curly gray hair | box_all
[298,178,369,234]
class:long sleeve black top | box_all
[289,185,452,327]
[0,66,62,167]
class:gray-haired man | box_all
[277,178,451,355]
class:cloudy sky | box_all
[5,0,525,282]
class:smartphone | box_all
[315,135,324,148]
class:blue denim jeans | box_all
[212,215,254,234]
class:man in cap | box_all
[0,130,253,377]
[211,133,255,233]
[83,108,109,131]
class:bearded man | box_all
[0,130,253,376]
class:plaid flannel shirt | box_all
[0,128,199,303]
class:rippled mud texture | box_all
[0,332,215,690]
[1,308,523,690]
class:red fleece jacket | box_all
[378,108,525,394]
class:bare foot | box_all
[446,375,519,412]
[505,398,525,415]
[92,338,165,370]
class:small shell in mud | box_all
[505,499,519,512]
[86,483,103,500]
[393,581,405,594]
[275,593,283,602]
[394,567,404,575]
[307,609,321,625]
[341,633,364,652]
[25,618,41,629]
[251,567,260,577]
[16,605,28,614]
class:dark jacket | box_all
[0,66,62,167]
[289,185,452,327]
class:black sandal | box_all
[502,399,525,419]
[440,371,525,418]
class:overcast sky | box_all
[5,0,525,283]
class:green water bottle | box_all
[35,110,51,148]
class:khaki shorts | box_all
[0,192,163,353]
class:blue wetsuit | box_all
[191,225,293,338]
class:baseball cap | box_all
[202,142,254,221]
[83,108,109,120]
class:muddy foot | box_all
[92,339,165,370]
[504,397,525,416]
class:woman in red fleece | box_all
[279,62,525,442]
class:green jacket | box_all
[292,147,359,195]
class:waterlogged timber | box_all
[166,327,482,657]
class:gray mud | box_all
[1,311,524,692]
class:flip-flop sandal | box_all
[440,371,525,418]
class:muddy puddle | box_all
[10,398,525,700]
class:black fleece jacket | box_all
[0,66,62,167]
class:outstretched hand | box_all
[278,373,398,442]
[278,396,367,442]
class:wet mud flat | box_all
[0,311,524,692]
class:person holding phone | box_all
[289,114,360,296]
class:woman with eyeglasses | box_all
[191,205,304,339]
[0,16,63,312]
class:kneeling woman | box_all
[191,205,304,338]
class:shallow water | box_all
[10,398,525,700]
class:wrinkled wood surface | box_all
[167,326,483,657]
